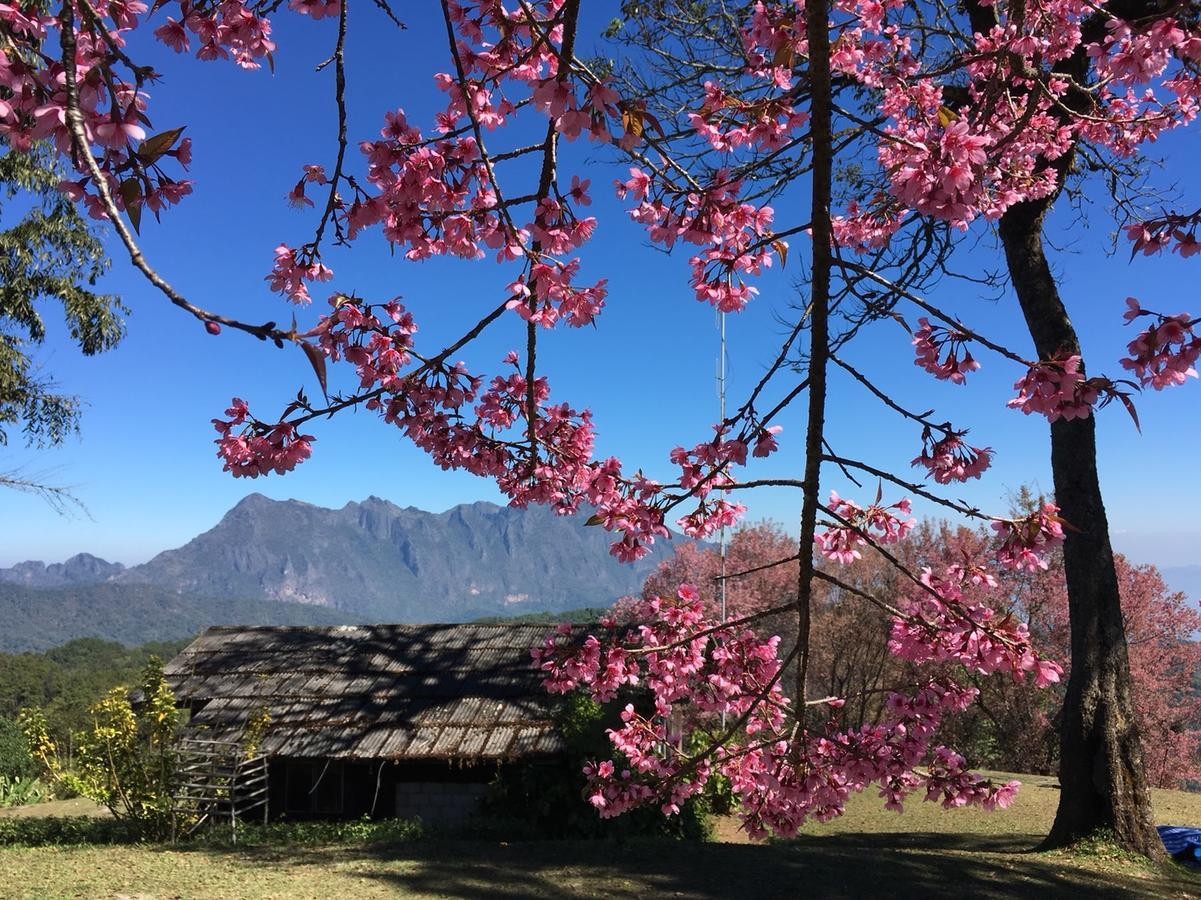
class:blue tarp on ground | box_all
[1158,826,1201,867]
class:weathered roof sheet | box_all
[164,623,576,763]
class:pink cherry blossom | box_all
[1120,300,1200,390]
[992,503,1065,572]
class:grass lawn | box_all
[3,773,1201,899]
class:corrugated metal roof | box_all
[166,623,580,763]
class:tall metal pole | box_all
[718,310,728,729]
[718,309,728,626]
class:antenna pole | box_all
[718,310,728,626]
[718,310,728,728]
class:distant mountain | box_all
[0,581,349,653]
[116,494,669,620]
[0,552,125,589]
[1162,565,1201,602]
[1,495,674,647]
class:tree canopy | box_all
[1,0,1197,854]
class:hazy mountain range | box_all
[4,495,1195,655]
[1163,566,1201,604]
[0,495,671,652]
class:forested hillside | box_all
[0,638,192,778]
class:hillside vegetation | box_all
[0,637,194,768]
[0,581,351,653]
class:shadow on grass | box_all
[195,832,1201,899]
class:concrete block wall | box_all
[394,780,486,824]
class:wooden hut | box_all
[163,623,570,824]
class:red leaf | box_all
[300,341,328,399]
[1118,393,1141,432]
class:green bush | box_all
[0,774,51,808]
[0,816,138,846]
[21,658,181,838]
[483,692,715,841]
[195,816,425,848]
[0,717,35,781]
[0,814,424,848]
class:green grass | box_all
[2,772,1201,898]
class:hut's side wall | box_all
[266,758,504,823]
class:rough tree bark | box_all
[997,198,1164,858]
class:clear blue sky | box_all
[2,6,1199,570]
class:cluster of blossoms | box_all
[1007,355,1105,422]
[266,1,624,325]
[1126,212,1201,258]
[727,0,1201,245]
[889,565,1064,688]
[815,490,914,564]
[722,679,1022,835]
[688,80,809,152]
[152,0,278,68]
[991,503,1065,572]
[348,112,499,260]
[1120,298,1200,390]
[876,0,1201,226]
[431,0,625,144]
[212,398,314,477]
[0,0,305,222]
[911,318,979,384]
[617,168,779,313]
[911,426,992,484]
[879,80,1065,229]
[534,583,1054,836]
[265,244,333,304]
[1080,15,1201,154]
[668,422,781,530]
[831,200,909,252]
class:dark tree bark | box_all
[997,198,1164,858]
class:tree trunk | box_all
[997,199,1164,858]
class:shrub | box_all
[0,775,51,808]
[194,816,425,848]
[0,717,36,781]
[20,657,180,838]
[483,692,715,840]
[0,816,138,847]
[0,814,425,848]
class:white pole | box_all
[718,310,728,729]
[718,309,728,626]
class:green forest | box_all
[0,637,190,780]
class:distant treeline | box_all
[472,607,609,625]
[0,637,192,779]
[0,614,594,780]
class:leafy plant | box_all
[20,657,180,837]
[0,815,138,847]
[200,815,425,848]
[0,716,36,780]
[242,703,271,759]
[483,692,715,840]
[0,773,50,807]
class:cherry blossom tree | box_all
[641,522,797,622]
[905,520,1201,789]
[651,518,1201,786]
[3,0,1198,854]
[890,0,1201,852]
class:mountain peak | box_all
[231,491,273,510]
[358,495,402,511]
[0,553,124,588]
[119,495,670,621]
